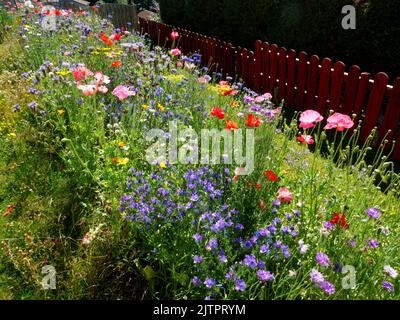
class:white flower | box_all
[384,265,398,279]
[298,239,308,254]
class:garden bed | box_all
[0,2,399,300]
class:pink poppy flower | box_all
[297,135,314,145]
[112,85,136,101]
[299,110,324,129]
[324,113,354,131]
[94,71,110,85]
[170,31,179,40]
[73,66,93,82]
[170,48,181,56]
[277,187,293,203]
[77,84,97,96]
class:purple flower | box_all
[382,281,394,292]
[193,233,203,243]
[260,244,270,254]
[273,199,281,206]
[12,104,21,112]
[259,228,269,237]
[234,279,246,291]
[204,278,216,288]
[243,254,257,269]
[192,276,201,286]
[190,193,200,202]
[28,101,37,109]
[219,254,227,263]
[310,268,325,284]
[194,255,203,264]
[315,252,330,267]
[324,221,335,231]
[333,262,343,273]
[320,281,336,295]
[257,270,275,282]
[366,207,381,219]
[348,239,357,247]
[367,239,379,249]
[205,238,218,251]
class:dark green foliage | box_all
[159,0,400,78]
[134,0,157,11]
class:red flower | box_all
[211,107,225,119]
[264,169,279,182]
[33,9,39,14]
[113,33,122,41]
[112,60,122,67]
[27,13,32,17]
[255,182,261,190]
[297,135,314,145]
[44,10,51,16]
[259,199,266,210]
[330,213,349,229]
[100,33,114,46]
[54,9,62,16]
[226,120,239,130]
[246,114,262,127]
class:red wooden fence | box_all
[138,17,400,161]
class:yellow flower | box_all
[57,109,65,116]
[230,101,239,108]
[157,103,165,111]
[112,157,129,165]
[118,141,125,148]
[9,132,16,138]
[159,162,167,169]
[56,70,71,77]
[142,104,149,109]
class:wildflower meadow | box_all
[0,1,399,300]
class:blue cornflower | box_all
[204,278,216,288]
[234,279,246,291]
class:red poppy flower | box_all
[33,9,39,14]
[113,33,122,41]
[264,169,279,182]
[255,182,261,190]
[246,114,262,127]
[112,60,122,67]
[54,9,62,16]
[44,10,51,15]
[330,213,349,229]
[226,120,239,130]
[211,107,225,119]
[100,33,114,46]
